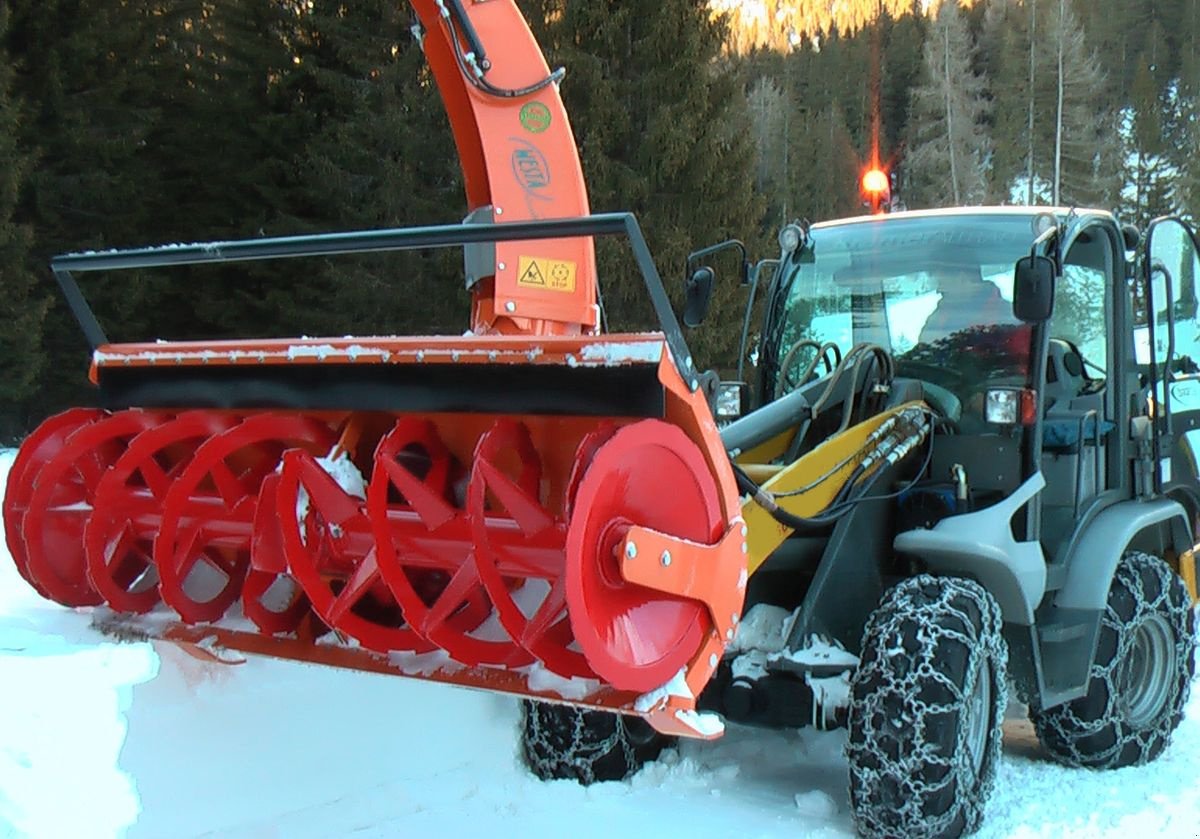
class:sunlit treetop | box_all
[711,0,977,51]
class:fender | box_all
[894,473,1047,625]
[410,0,597,335]
[1055,498,1192,611]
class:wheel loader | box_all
[3,3,1200,837]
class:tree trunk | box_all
[1027,0,1037,204]
[1054,0,1065,205]
[944,20,960,204]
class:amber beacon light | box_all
[860,167,891,214]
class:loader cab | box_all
[758,211,1044,495]
[754,208,1150,552]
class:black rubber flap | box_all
[96,361,665,418]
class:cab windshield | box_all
[769,213,1043,406]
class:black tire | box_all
[520,700,673,785]
[847,576,1008,839]
[1030,551,1196,769]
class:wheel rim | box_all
[964,658,992,782]
[1119,613,1175,728]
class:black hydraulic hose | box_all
[443,9,565,98]
[731,419,935,534]
[731,462,834,533]
[444,0,490,70]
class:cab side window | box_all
[1049,241,1109,391]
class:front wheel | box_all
[520,700,673,785]
[1030,551,1195,769]
[846,575,1008,839]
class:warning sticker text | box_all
[517,256,577,293]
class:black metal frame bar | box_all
[51,213,699,390]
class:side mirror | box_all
[1013,255,1055,322]
[683,266,715,327]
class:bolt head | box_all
[709,653,719,668]
[625,542,637,560]
[660,550,672,567]
[505,301,516,313]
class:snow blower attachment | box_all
[3,215,760,736]
[1,1,751,736]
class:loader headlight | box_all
[715,382,747,420]
[778,224,805,255]
[985,387,1037,426]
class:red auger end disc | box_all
[565,420,724,693]
[23,410,163,606]
[3,408,104,599]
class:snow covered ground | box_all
[2,445,1200,839]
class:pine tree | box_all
[1045,0,1112,207]
[982,0,1047,202]
[879,5,927,157]
[1119,60,1176,227]
[903,0,991,208]
[982,0,1112,207]
[1173,50,1200,223]
[130,1,313,342]
[747,76,791,226]
[0,6,45,441]
[790,100,864,219]
[277,0,467,338]
[5,0,173,419]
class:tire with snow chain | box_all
[520,701,673,785]
[1030,551,1195,769]
[846,575,1008,839]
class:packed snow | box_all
[3,447,1200,838]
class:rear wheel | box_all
[847,575,1008,839]
[520,701,673,785]
[1030,551,1195,768]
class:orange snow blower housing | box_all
[2,0,746,737]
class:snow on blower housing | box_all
[5,2,1200,837]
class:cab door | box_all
[1037,217,1124,554]
[1144,218,1200,517]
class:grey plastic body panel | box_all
[1054,497,1190,611]
[894,473,1047,624]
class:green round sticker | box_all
[519,101,552,134]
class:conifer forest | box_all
[0,0,1196,439]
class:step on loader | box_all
[3,3,1200,838]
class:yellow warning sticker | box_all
[517,256,576,293]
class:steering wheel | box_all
[895,359,966,388]
[777,339,840,398]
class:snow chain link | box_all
[847,575,1008,839]
[522,703,652,785]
